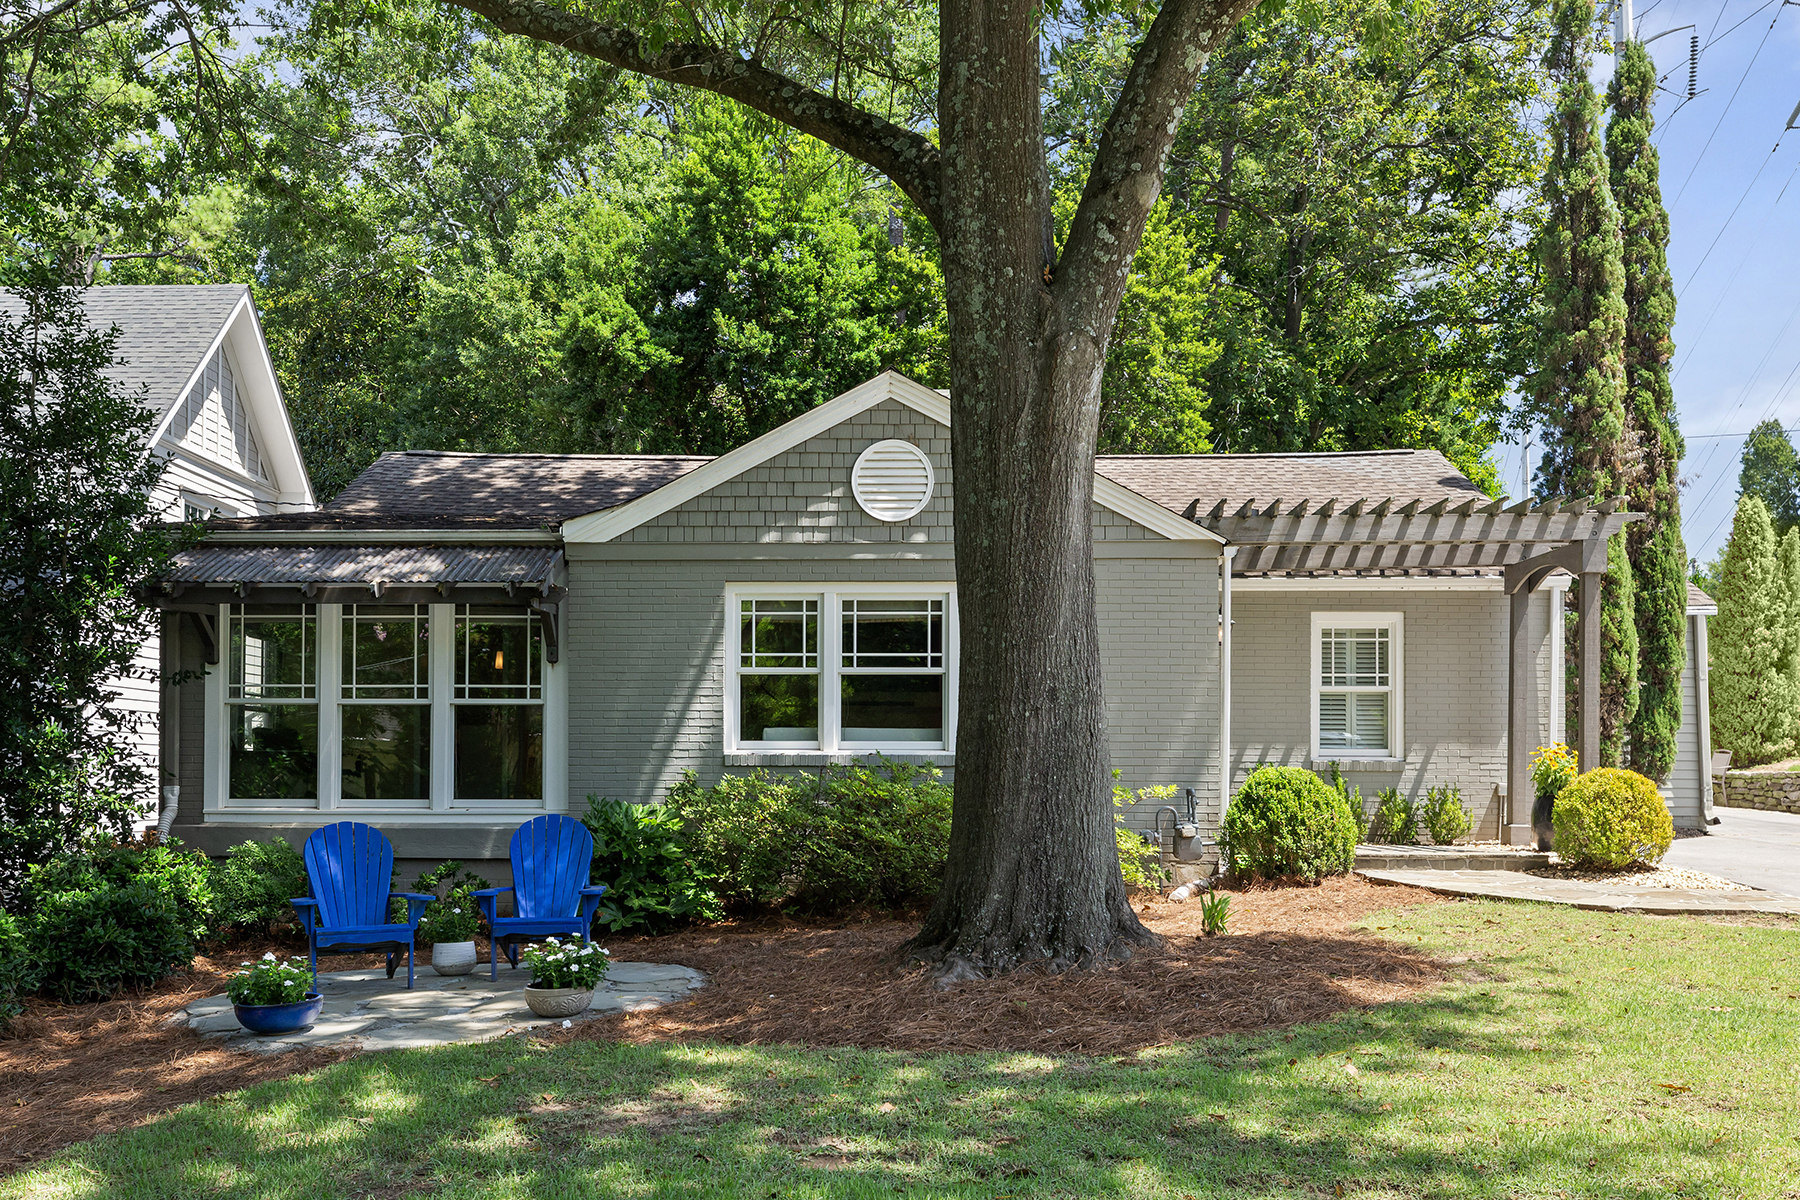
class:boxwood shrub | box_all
[1221,766,1358,883]
[1551,768,1674,868]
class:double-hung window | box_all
[1311,612,1402,760]
[729,587,956,753]
[215,602,559,812]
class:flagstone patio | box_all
[173,961,706,1056]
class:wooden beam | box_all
[1508,587,1534,841]
[1577,570,1602,771]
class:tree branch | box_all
[439,0,943,228]
[1056,0,1262,337]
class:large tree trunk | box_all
[443,0,1259,976]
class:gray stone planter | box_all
[523,985,594,1018]
[431,941,478,976]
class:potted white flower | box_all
[420,897,480,976]
[228,953,322,1035]
[520,938,610,1017]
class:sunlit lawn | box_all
[7,900,1799,1199]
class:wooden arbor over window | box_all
[1192,495,1643,840]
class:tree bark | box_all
[439,0,1260,976]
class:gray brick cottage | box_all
[145,371,1712,881]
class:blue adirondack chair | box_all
[472,814,608,980]
[291,822,434,989]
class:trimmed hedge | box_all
[1552,768,1674,868]
[1221,766,1358,882]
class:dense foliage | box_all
[1220,767,1358,882]
[581,796,722,933]
[1608,38,1685,784]
[226,954,314,1007]
[672,761,952,914]
[0,910,36,1030]
[413,860,490,944]
[1531,0,1635,765]
[25,877,194,1003]
[1738,421,1800,536]
[0,284,172,900]
[207,839,311,939]
[1367,787,1419,846]
[522,938,610,990]
[1710,496,1799,765]
[1421,786,1473,846]
[1551,768,1673,868]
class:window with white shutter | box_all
[1311,614,1402,759]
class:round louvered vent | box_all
[851,438,935,522]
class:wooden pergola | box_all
[1194,495,1642,838]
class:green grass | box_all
[7,900,1800,1199]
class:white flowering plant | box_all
[226,953,314,1006]
[414,860,489,943]
[521,938,610,990]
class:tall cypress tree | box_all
[1710,496,1798,765]
[1535,0,1637,765]
[1608,38,1686,782]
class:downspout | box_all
[1694,611,1718,825]
[1218,547,1236,831]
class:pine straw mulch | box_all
[0,876,1445,1173]
[551,874,1450,1056]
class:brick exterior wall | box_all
[1226,587,1558,840]
[1714,771,1800,814]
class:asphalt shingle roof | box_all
[166,544,562,586]
[0,285,248,416]
[1094,449,1487,517]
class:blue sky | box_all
[1492,0,1800,569]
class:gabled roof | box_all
[1687,583,1718,616]
[1094,449,1485,518]
[329,451,713,523]
[1,285,250,415]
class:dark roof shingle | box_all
[1095,449,1486,516]
[323,451,711,525]
[166,543,561,586]
[0,285,248,415]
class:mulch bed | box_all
[560,874,1448,1056]
[0,876,1444,1173]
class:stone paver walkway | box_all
[1359,867,1800,915]
[174,961,705,1055]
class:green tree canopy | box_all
[1739,420,1800,536]
[1710,495,1799,767]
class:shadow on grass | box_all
[14,981,1735,1200]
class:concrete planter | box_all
[523,985,594,1018]
[431,941,478,976]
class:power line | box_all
[1670,0,1787,206]
[1670,155,1800,376]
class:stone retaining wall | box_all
[1713,771,1800,814]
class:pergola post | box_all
[1507,588,1534,842]
[1576,569,1603,774]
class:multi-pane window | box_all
[453,606,544,800]
[218,603,556,811]
[340,605,431,802]
[730,591,954,751]
[226,607,318,800]
[737,598,821,745]
[1314,617,1400,757]
[841,598,945,744]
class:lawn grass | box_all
[7,898,1799,1199]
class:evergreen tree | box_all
[1738,420,1800,534]
[1534,0,1636,763]
[1709,496,1798,766]
[1780,529,1800,747]
[1608,37,1686,782]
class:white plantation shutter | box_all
[1352,692,1390,749]
[851,439,935,521]
[1319,693,1350,747]
[1316,620,1398,756]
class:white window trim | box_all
[204,602,567,817]
[1309,611,1403,762]
[724,583,958,757]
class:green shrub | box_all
[1421,786,1472,845]
[673,758,952,914]
[24,839,213,944]
[208,839,310,939]
[1111,780,1174,891]
[1552,768,1674,868]
[1323,763,1370,840]
[413,861,490,943]
[1220,766,1358,882]
[582,796,721,933]
[1367,788,1419,845]
[0,910,39,1030]
[28,877,194,1003]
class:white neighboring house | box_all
[29,286,317,822]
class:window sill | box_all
[1311,757,1406,772]
[725,751,955,767]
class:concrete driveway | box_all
[1663,807,1800,896]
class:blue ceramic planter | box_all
[234,992,324,1035]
